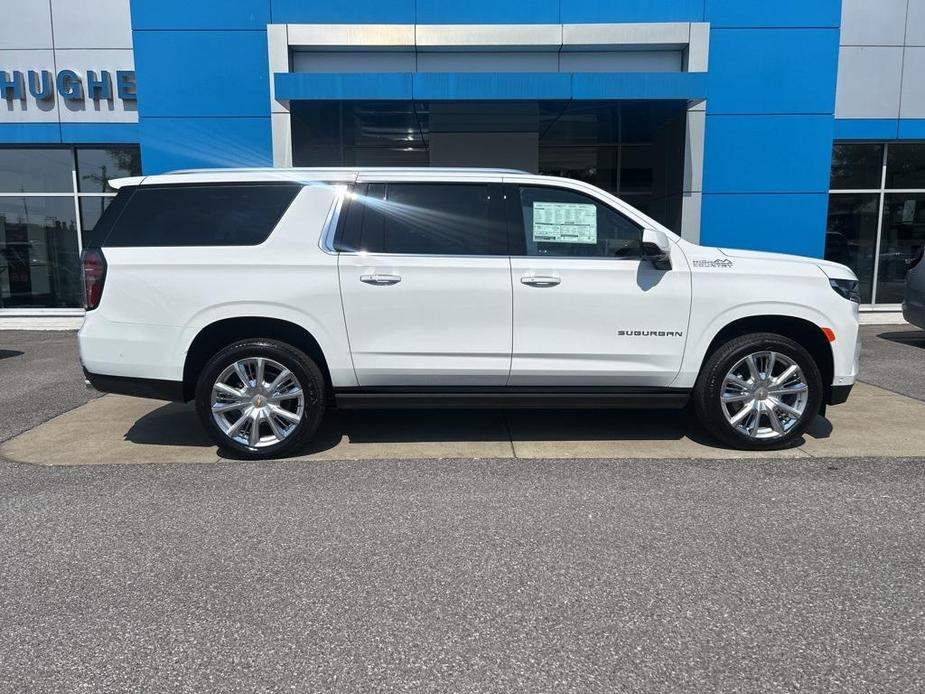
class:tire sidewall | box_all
[695,333,823,450]
[195,339,326,459]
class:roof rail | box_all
[166,166,530,175]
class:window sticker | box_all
[532,202,597,244]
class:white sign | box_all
[532,202,597,244]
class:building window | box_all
[0,146,140,309]
[827,143,925,306]
[290,100,686,232]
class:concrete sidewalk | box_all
[3,381,924,465]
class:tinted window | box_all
[830,144,883,190]
[886,143,925,189]
[513,185,642,258]
[76,147,142,192]
[824,193,878,303]
[82,188,133,249]
[0,148,73,192]
[102,184,301,247]
[339,183,507,256]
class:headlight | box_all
[829,278,861,303]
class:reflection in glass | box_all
[0,197,80,308]
[877,194,925,303]
[886,143,925,190]
[829,144,882,190]
[539,146,619,191]
[76,147,142,192]
[0,148,73,192]
[289,100,687,232]
[825,193,878,303]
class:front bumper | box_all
[902,296,925,330]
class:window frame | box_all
[0,144,141,311]
[505,182,645,260]
[828,140,925,306]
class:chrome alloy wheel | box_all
[210,357,304,448]
[720,351,810,440]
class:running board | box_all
[334,387,690,410]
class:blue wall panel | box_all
[416,0,559,24]
[561,0,703,23]
[0,123,61,143]
[131,0,270,30]
[413,73,572,100]
[834,119,900,140]
[703,115,834,194]
[708,29,839,114]
[572,72,706,100]
[133,31,269,118]
[700,194,829,257]
[275,73,413,100]
[271,0,415,24]
[60,124,140,144]
[276,72,707,102]
[138,117,272,173]
[704,0,840,28]
[897,120,925,139]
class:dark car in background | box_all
[903,246,925,329]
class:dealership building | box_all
[1,0,924,320]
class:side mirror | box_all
[641,228,672,270]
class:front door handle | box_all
[360,273,401,286]
[520,275,561,288]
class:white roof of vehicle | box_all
[108,167,532,189]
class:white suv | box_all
[78,168,861,459]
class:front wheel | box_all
[195,339,326,460]
[693,332,823,450]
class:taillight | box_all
[81,248,107,310]
[909,246,924,271]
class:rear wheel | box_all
[693,332,822,450]
[195,339,326,460]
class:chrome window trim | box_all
[326,178,655,261]
[318,185,348,255]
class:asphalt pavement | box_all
[859,324,925,401]
[0,326,923,692]
[1,455,923,692]
[0,330,96,443]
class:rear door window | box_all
[336,182,507,256]
[101,183,301,247]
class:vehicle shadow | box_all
[0,349,24,361]
[123,401,823,457]
[877,329,925,348]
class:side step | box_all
[334,387,690,410]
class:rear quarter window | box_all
[100,183,302,247]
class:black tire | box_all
[195,339,326,460]
[693,332,823,450]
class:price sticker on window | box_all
[532,202,597,244]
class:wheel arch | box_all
[700,315,834,394]
[182,317,333,402]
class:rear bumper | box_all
[84,368,185,402]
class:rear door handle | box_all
[520,275,561,287]
[360,273,401,286]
